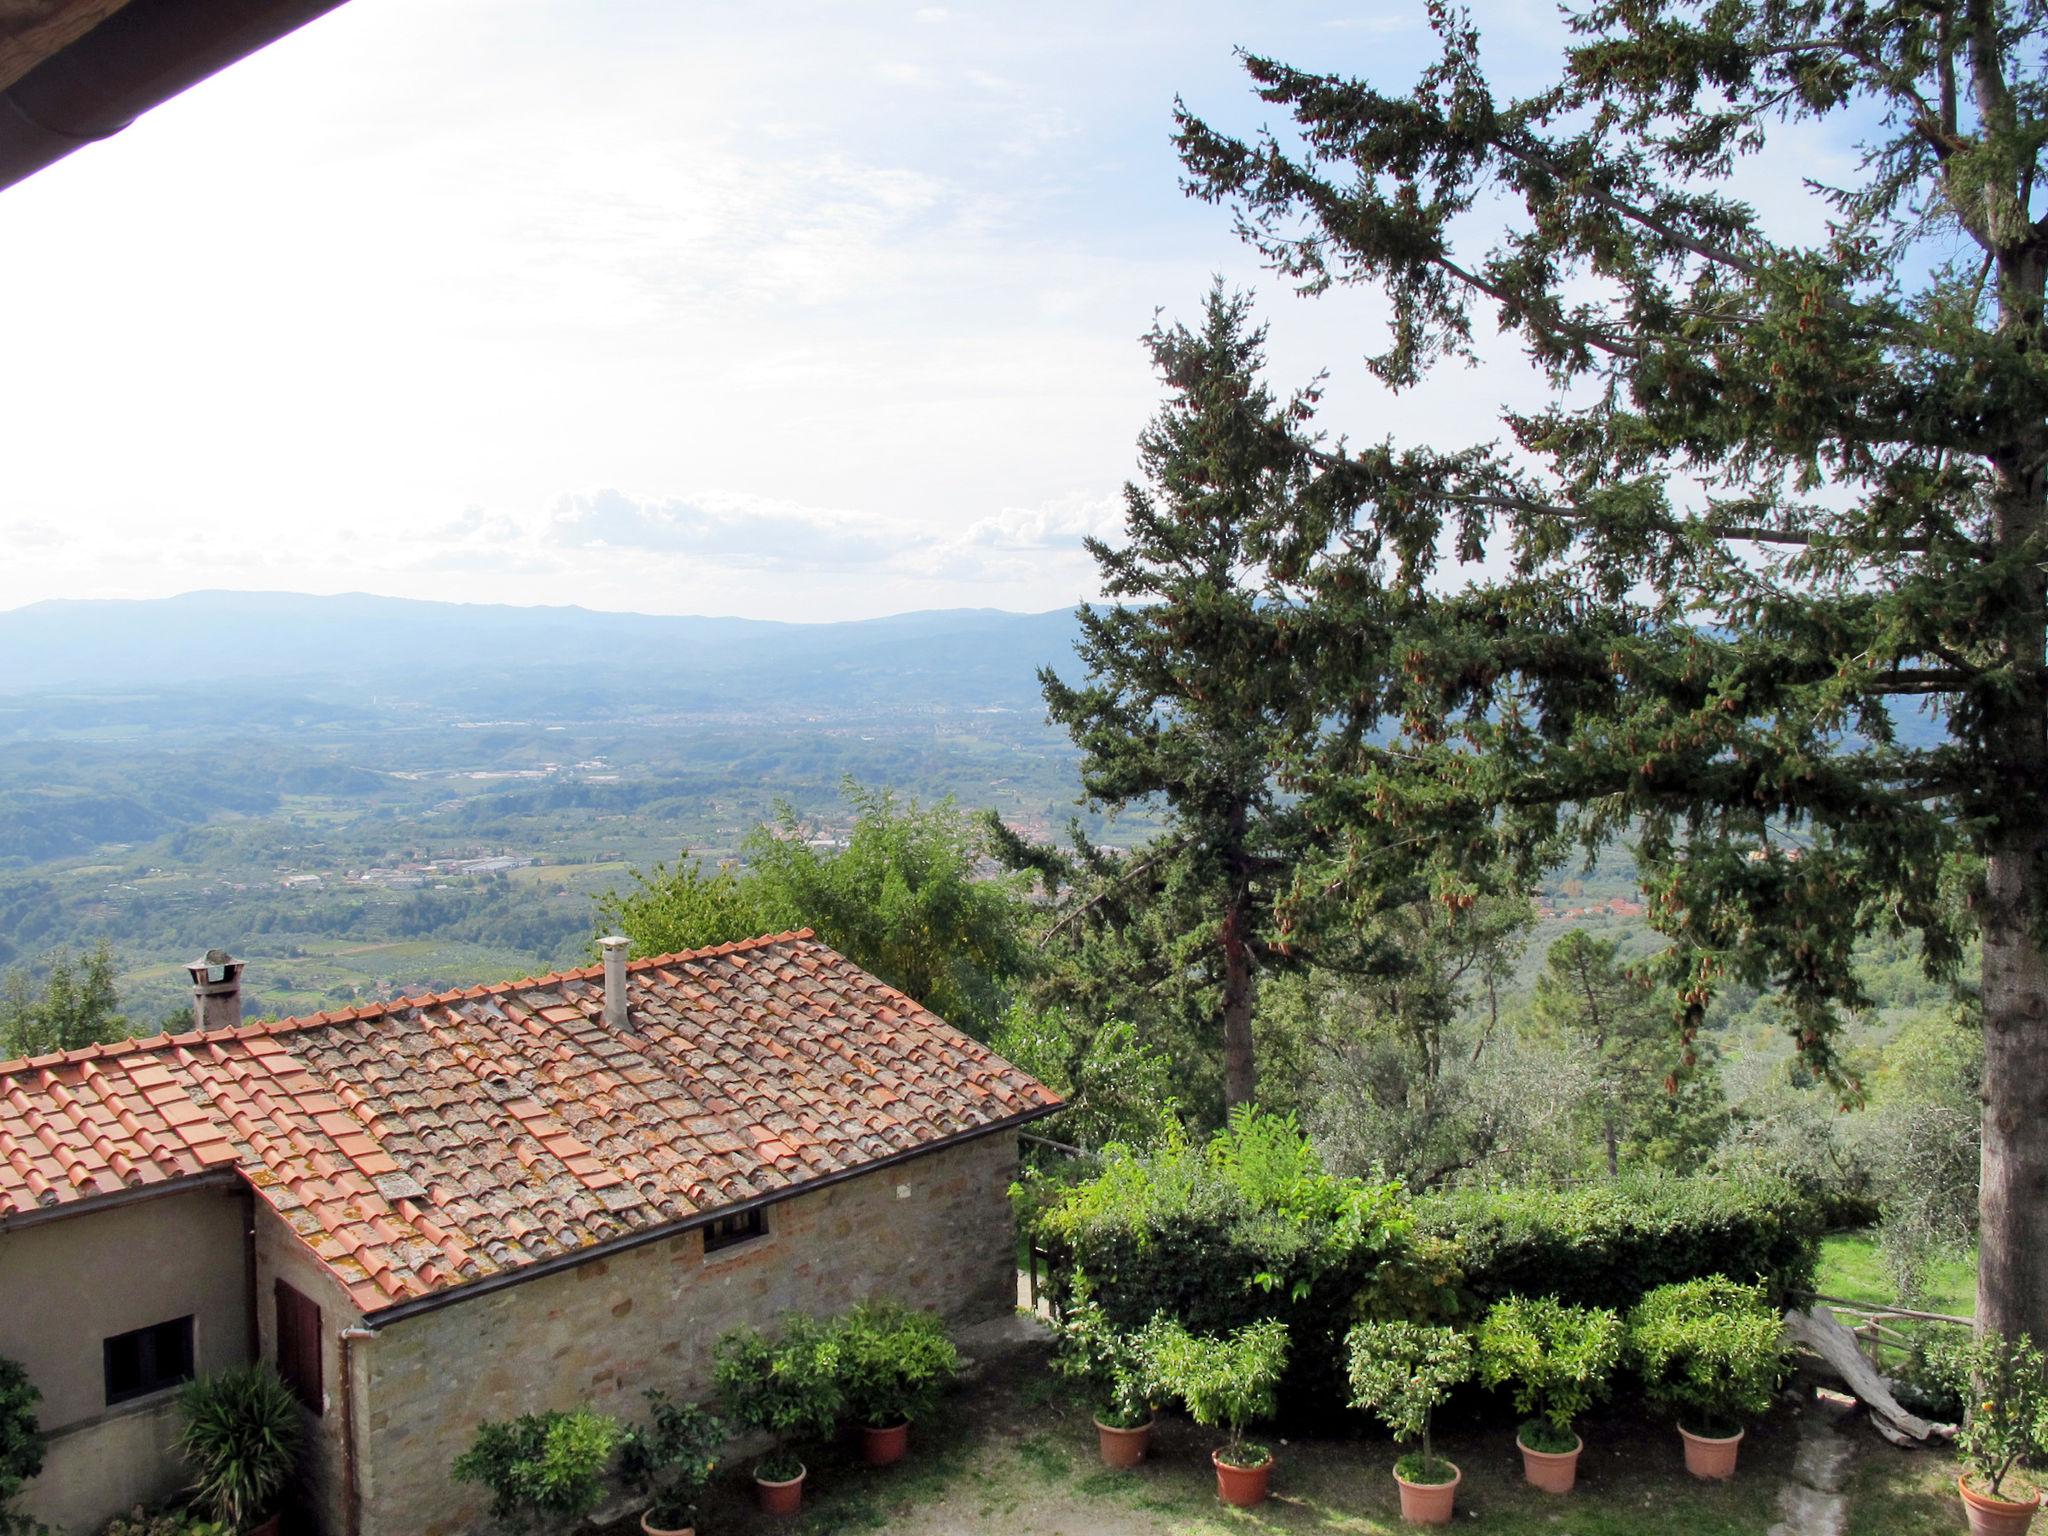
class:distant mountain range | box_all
[0,591,1089,712]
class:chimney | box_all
[186,949,244,1032]
[599,935,630,1031]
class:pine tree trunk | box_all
[1978,840,2048,1344]
[1978,309,2048,1342]
[1975,220,2048,1345]
[1221,894,1258,1109]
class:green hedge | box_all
[1023,1109,1431,1410]
[1025,1121,1821,1415]
[1415,1172,1820,1315]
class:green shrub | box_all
[1029,1108,1418,1408]
[832,1302,959,1429]
[0,1357,41,1536]
[95,1506,231,1536]
[1050,1275,1162,1429]
[712,1315,843,1482]
[174,1365,302,1532]
[1147,1317,1289,1468]
[1957,1332,2048,1500]
[1346,1320,1474,1484]
[1895,1328,1972,1423]
[451,1409,623,1531]
[1476,1296,1623,1452]
[1626,1277,1786,1437]
[1416,1171,1820,1315]
[618,1391,723,1530]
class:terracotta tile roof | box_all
[0,931,1059,1313]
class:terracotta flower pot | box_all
[247,1517,281,1536]
[1212,1447,1273,1507]
[1678,1425,1743,1480]
[1393,1459,1461,1525]
[1516,1430,1583,1493]
[862,1420,910,1466]
[640,1516,694,1536]
[1960,1474,2043,1536]
[755,1463,806,1516]
[1094,1415,1153,1468]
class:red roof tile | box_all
[0,931,1059,1313]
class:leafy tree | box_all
[1146,1315,1290,1467]
[988,1005,1181,1151]
[1014,285,1328,1110]
[1530,932,1724,1176]
[1175,2,2048,1342]
[0,1357,41,1536]
[1626,1277,1786,1437]
[1346,1320,1475,1482]
[1957,1331,2048,1500]
[0,939,128,1060]
[1475,1295,1624,1451]
[450,1408,623,1531]
[1860,1000,1984,1303]
[1291,893,1551,1188]
[601,781,1027,1032]
[593,852,777,957]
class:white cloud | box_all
[0,0,1887,625]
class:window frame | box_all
[102,1315,196,1407]
[701,1205,768,1254]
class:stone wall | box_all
[354,1129,1019,1536]
[251,1204,367,1536]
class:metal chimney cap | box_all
[187,948,240,983]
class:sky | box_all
[0,0,1841,623]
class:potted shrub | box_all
[619,1390,725,1536]
[1345,1319,1474,1526]
[832,1301,959,1466]
[713,1315,843,1515]
[1050,1279,1161,1468]
[1147,1317,1290,1508]
[1956,1331,2048,1536]
[450,1408,623,1532]
[1476,1295,1623,1494]
[174,1364,303,1536]
[1626,1276,1785,1480]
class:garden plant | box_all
[1346,1320,1475,1526]
[1146,1316,1289,1508]
[0,1357,41,1536]
[712,1314,843,1514]
[1475,1295,1623,1493]
[618,1390,723,1536]
[1050,1277,1162,1466]
[831,1301,959,1465]
[174,1365,303,1535]
[450,1409,623,1533]
[1955,1331,2048,1534]
[1626,1277,1785,1480]
[95,1506,231,1536]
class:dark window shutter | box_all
[274,1280,323,1413]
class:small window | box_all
[104,1316,195,1406]
[702,1206,767,1253]
[275,1280,323,1413]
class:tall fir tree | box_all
[1176,3,2048,1339]
[1014,285,1321,1110]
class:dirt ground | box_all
[606,1320,1964,1536]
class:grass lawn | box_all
[618,1325,1969,1536]
[1816,1231,1978,1318]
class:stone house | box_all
[0,931,1059,1536]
